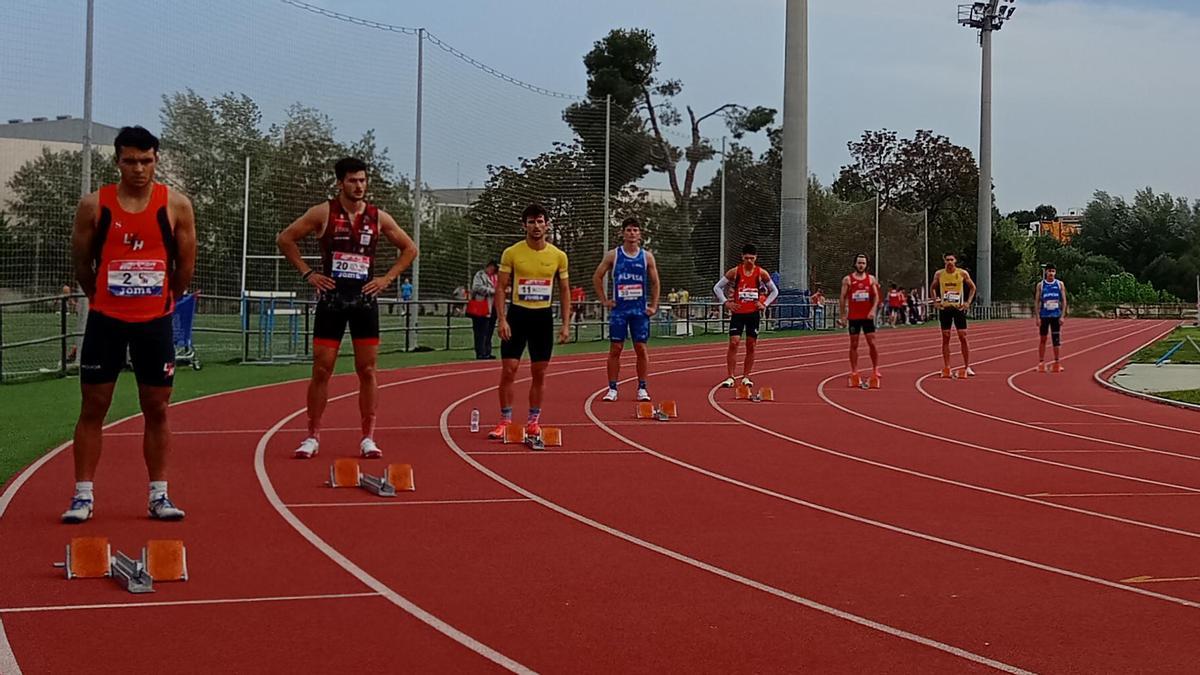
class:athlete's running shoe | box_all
[1051,362,1064,373]
[636,388,651,402]
[148,495,185,521]
[1036,362,1046,373]
[487,421,510,440]
[61,496,93,524]
[293,437,319,459]
[525,421,542,438]
[360,438,383,459]
[602,388,619,402]
[719,377,736,388]
[965,367,977,377]
[741,377,754,388]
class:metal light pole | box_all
[603,94,611,257]
[719,136,727,275]
[780,0,808,290]
[410,28,425,345]
[959,0,1016,306]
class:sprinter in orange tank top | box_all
[713,243,779,389]
[64,126,197,523]
[838,254,881,387]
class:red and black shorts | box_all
[79,310,176,387]
[313,293,379,348]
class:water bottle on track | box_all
[470,408,480,433]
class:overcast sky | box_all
[2,0,1196,214]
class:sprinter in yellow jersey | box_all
[930,253,977,378]
[487,203,571,442]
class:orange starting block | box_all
[502,424,562,450]
[636,400,678,421]
[735,385,752,400]
[56,537,187,593]
[329,458,415,496]
[748,387,775,402]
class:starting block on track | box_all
[748,387,775,402]
[850,373,880,390]
[502,424,563,450]
[55,537,188,593]
[636,400,678,421]
[734,385,752,400]
[329,458,415,496]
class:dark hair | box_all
[1044,263,1056,271]
[485,260,498,270]
[522,203,547,222]
[890,283,897,289]
[334,157,368,180]
[944,252,957,259]
[114,126,159,155]
[855,253,868,261]
[621,217,640,230]
[742,243,757,255]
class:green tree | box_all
[831,129,982,275]
[4,147,118,295]
[566,28,775,214]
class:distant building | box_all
[0,116,121,208]
[1038,208,1083,243]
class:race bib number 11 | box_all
[518,278,552,302]
[107,260,166,297]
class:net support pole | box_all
[240,155,250,300]
[603,94,611,257]
[874,194,880,279]
[924,209,930,299]
[411,27,425,347]
[779,0,808,290]
[74,0,96,358]
[719,136,727,275]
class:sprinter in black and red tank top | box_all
[713,243,779,389]
[277,158,418,461]
[64,125,197,524]
[838,253,882,388]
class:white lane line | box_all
[0,592,381,614]
[285,498,532,508]
[440,384,1034,674]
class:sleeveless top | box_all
[91,183,175,322]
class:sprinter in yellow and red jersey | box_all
[65,125,197,524]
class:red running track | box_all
[2,318,1199,673]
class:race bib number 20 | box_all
[107,260,165,297]
[331,252,370,280]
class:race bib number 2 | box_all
[518,278,552,302]
[107,260,165,297]
[738,288,760,303]
[331,252,370,280]
[851,290,870,302]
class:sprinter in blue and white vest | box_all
[1035,263,1068,372]
[592,217,661,402]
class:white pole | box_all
[977,27,994,305]
[874,194,880,279]
[240,156,250,299]
[80,0,94,199]
[924,209,930,301]
[719,136,727,275]
[603,94,611,256]
[411,28,425,344]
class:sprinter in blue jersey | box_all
[593,217,661,402]
[1035,263,1068,372]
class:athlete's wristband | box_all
[302,269,314,281]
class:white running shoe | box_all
[148,495,185,521]
[293,437,319,459]
[360,438,383,459]
[61,496,93,524]
[965,367,977,377]
[602,388,619,402]
[719,377,736,388]
[636,388,652,402]
[741,377,754,387]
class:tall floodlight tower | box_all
[779,0,808,290]
[959,0,1016,305]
